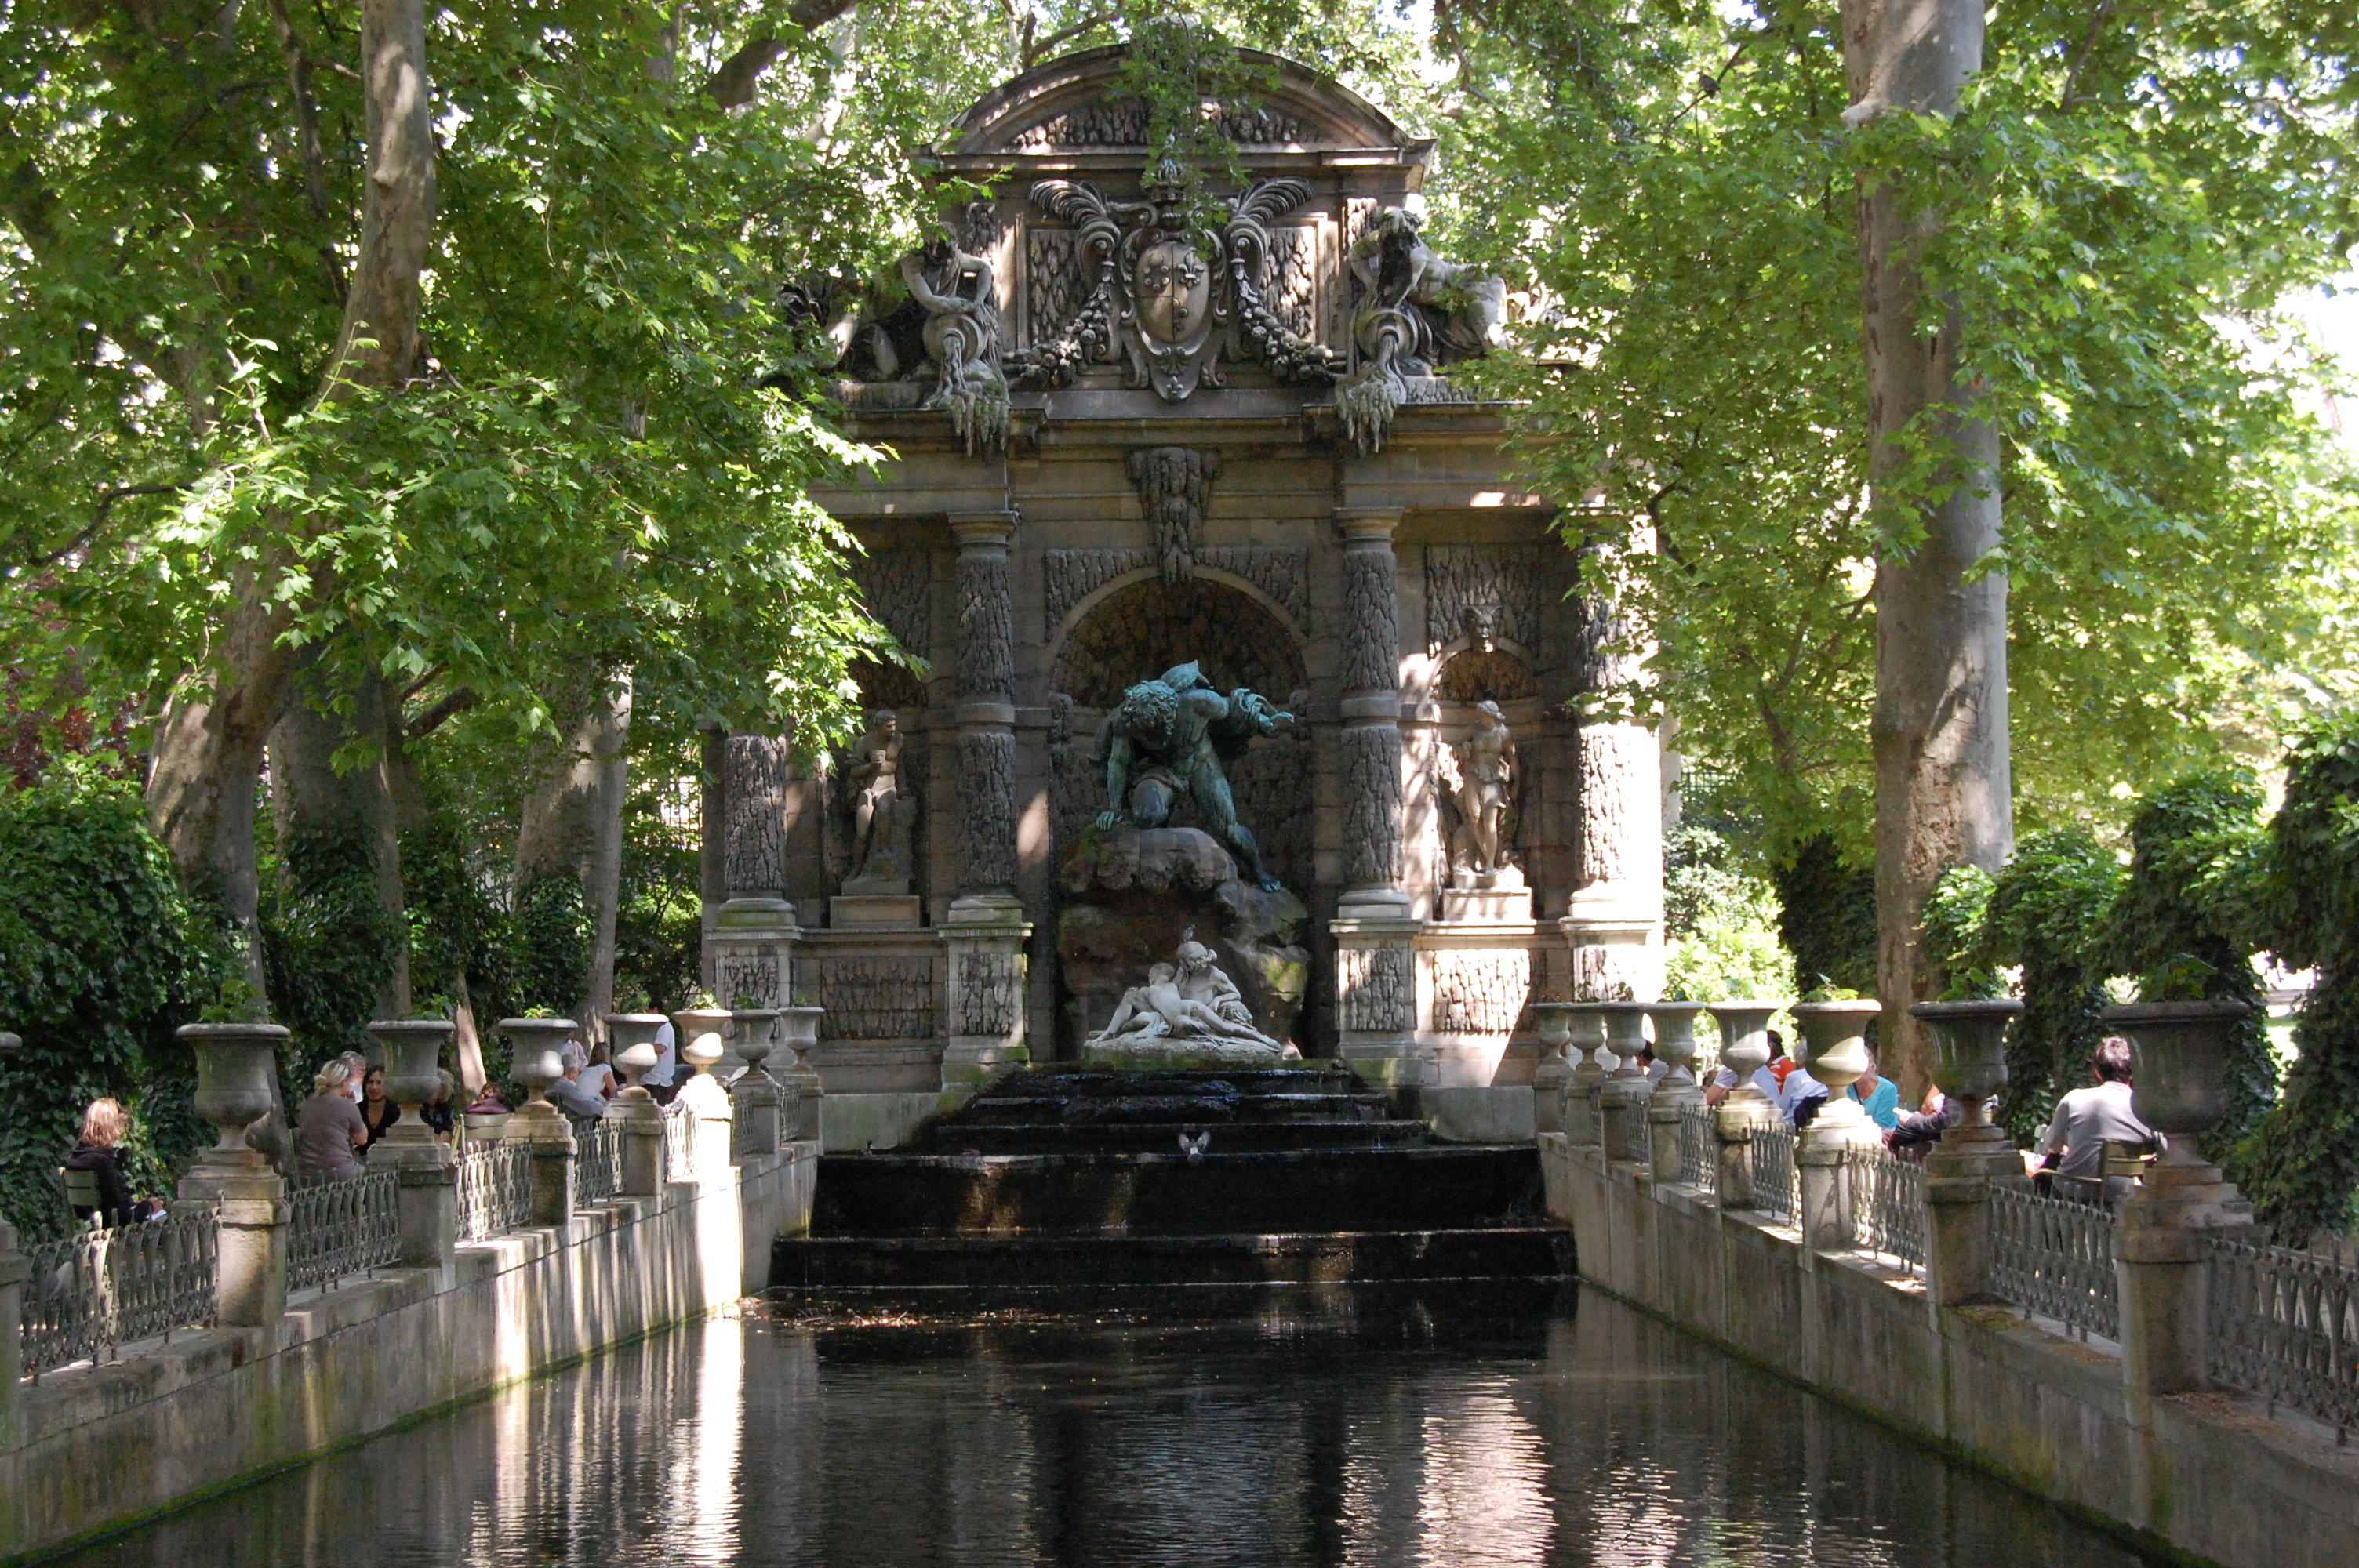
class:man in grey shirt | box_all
[2041,1036,2154,1206]
[547,1044,609,1128]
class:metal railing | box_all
[20,1207,218,1376]
[661,1101,697,1185]
[1845,1144,1926,1275]
[1676,1103,1717,1192]
[286,1169,400,1293]
[574,1119,622,1207]
[456,1140,532,1241]
[1749,1123,1800,1226]
[1990,1182,2119,1341]
[2208,1233,2359,1436]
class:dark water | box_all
[62,1284,2159,1567]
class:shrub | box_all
[1771,832,1877,997]
[2240,716,2359,1240]
[1983,828,2121,1146]
[0,774,221,1237]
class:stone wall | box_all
[1542,1138,2359,1568]
[0,1145,816,1562]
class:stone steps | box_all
[773,1226,1572,1290]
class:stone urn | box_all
[366,1018,455,1159]
[1910,1000,2020,1132]
[1644,1001,1710,1105]
[671,1007,732,1078]
[1595,1000,1655,1164]
[1792,999,1882,1142]
[604,1014,669,1094]
[1707,1002,1783,1109]
[1562,1002,1613,1148]
[177,1022,290,1167]
[778,1005,826,1142]
[730,1007,780,1080]
[499,1018,579,1105]
[2103,1000,2252,1168]
[1531,1002,1576,1135]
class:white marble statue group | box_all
[1085,931,1292,1066]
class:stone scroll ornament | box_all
[1335,209,1509,455]
[1010,153,1340,402]
[1094,661,1292,891]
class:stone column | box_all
[1558,561,1665,1004]
[1913,1000,2021,1305]
[1794,1000,1882,1251]
[176,1022,293,1330]
[1331,507,1425,1091]
[708,730,800,1051]
[2107,1000,2255,1398]
[499,1018,580,1229]
[943,510,1032,1091]
[1596,1002,1654,1170]
[0,1216,26,1450]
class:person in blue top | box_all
[1847,1047,1901,1130]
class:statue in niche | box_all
[1336,208,1509,455]
[842,712,916,891]
[1086,932,1289,1061]
[1438,700,1521,888]
[1095,662,1292,891]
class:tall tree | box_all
[1843,0,2012,1090]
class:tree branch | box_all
[405,684,478,739]
[703,0,863,109]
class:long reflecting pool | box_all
[61,1284,2158,1567]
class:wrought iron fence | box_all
[456,1140,533,1241]
[661,1101,697,1185]
[2208,1233,2359,1436]
[1677,1103,1717,1192]
[1845,1144,1927,1274]
[1990,1182,2119,1342]
[1749,1123,1799,1226]
[20,1207,219,1376]
[574,1118,622,1207]
[286,1168,400,1293]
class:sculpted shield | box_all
[1134,239,1210,347]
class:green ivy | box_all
[262,819,403,1068]
[2099,771,2276,1164]
[0,773,222,1237]
[1923,864,2001,1000]
[2240,715,2359,1240]
[614,802,703,1016]
[511,872,590,1017]
[1771,833,1877,998]
[1984,827,2121,1146]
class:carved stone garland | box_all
[952,517,1019,898]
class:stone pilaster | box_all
[943,511,1030,1089]
[1559,565,1665,1002]
[502,1104,576,1229]
[1332,508,1425,1091]
[616,1089,664,1197]
[708,731,800,1033]
[0,1218,25,1449]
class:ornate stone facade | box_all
[767,46,1663,1120]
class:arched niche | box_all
[1049,577,1311,891]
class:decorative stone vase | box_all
[499,1018,579,1105]
[1531,1003,1576,1136]
[2103,1000,2252,1168]
[365,1018,454,1154]
[178,1022,290,1164]
[778,1006,826,1142]
[604,1014,669,1093]
[671,1007,732,1077]
[1910,1000,2020,1131]
[1791,999,1881,1141]
[1595,1000,1656,1165]
[730,1008,780,1078]
[1562,1002,1613,1148]
[1644,1001,1710,1102]
[1706,1003,1782,1106]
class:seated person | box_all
[296,1060,369,1181]
[2039,1037,2153,1205]
[547,1045,610,1127]
[64,1097,162,1226]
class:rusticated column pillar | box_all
[943,511,1030,1091]
[707,731,798,1054]
[1330,508,1425,1093]
[1559,537,1664,1003]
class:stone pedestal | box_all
[710,898,798,1073]
[1530,1003,1575,1137]
[616,1090,664,1197]
[2117,1154,2252,1394]
[0,1218,23,1447]
[367,1018,457,1269]
[176,1021,294,1328]
[829,892,923,930]
[503,1104,576,1229]
[1334,915,1425,1090]
[941,894,1030,1091]
[1596,1002,1653,1169]
[1442,887,1532,924]
[728,1007,783,1156]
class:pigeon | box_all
[1178,1131,1211,1163]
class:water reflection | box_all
[64,1286,2159,1567]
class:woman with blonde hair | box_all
[296,1058,368,1181]
[64,1097,158,1225]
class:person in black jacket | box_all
[64,1098,161,1227]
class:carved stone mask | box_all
[1462,604,1499,653]
[1135,240,1210,343]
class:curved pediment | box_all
[949,45,1419,160]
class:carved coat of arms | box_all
[1014,157,1338,402]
